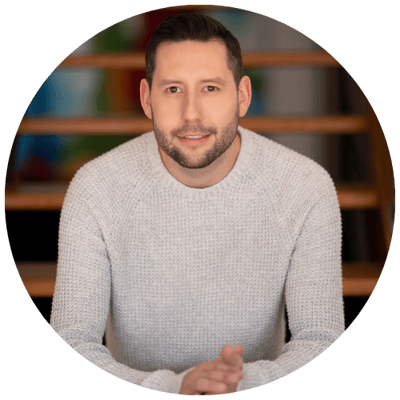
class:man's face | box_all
[143,40,243,169]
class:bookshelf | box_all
[5,6,394,326]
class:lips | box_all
[178,134,211,146]
[176,133,210,138]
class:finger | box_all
[226,370,243,385]
[232,343,244,355]
[221,346,243,369]
[216,371,243,385]
[221,344,233,357]
[220,344,233,364]
[221,343,243,358]
[214,362,241,373]
[204,369,243,385]
[195,378,228,394]
[229,353,243,369]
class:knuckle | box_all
[228,371,242,383]
[197,362,209,371]
[213,382,227,393]
[196,378,209,392]
[210,370,223,381]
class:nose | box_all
[182,91,202,123]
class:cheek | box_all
[151,99,181,128]
[204,97,238,125]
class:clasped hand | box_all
[180,344,244,395]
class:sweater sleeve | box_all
[50,176,188,393]
[236,176,345,391]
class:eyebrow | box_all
[202,77,226,85]
[158,79,183,87]
[157,77,226,87]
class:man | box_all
[50,13,344,395]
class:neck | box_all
[158,133,241,188]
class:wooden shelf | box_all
[5,192,64,211]
[5,182,379,211]
[17,261,56,297]
[5,183,69,211]
[243,52,339,67]
[22,279,55,298]
[17,115,368,135]
[242,115,367,133]
[15,261,382,298]
[58,51,340,70]
[342,263,383,297]
[335,183,379,209]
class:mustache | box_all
[171,124,217,137]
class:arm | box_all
[237,178,344,391]
[50,177,186,393]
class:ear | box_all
[238,75,252,118]
[140,78,152,119]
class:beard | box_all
[152,106,240,169]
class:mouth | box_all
[177,134,211,146]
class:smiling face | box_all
[140,40,251,170]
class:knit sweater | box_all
[50,126,344,393]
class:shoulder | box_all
[239,127,340,240]
[65,132,155,202]
[239,126,337,211]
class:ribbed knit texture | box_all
[50,126,344,393]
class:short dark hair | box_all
[145,13,243,89]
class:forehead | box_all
[153,40,232,81]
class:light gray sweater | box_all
[50,126,344,393]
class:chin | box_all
[170,151,216,169]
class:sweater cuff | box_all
[236,363,269,392]
[236,361,287,391]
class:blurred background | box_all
[4,5,395,335]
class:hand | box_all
[179,344,244,395]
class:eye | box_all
[166,86,181,94]
[204,86,218,92]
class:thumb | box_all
[232,343,244,356]
[221,344,243,368]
